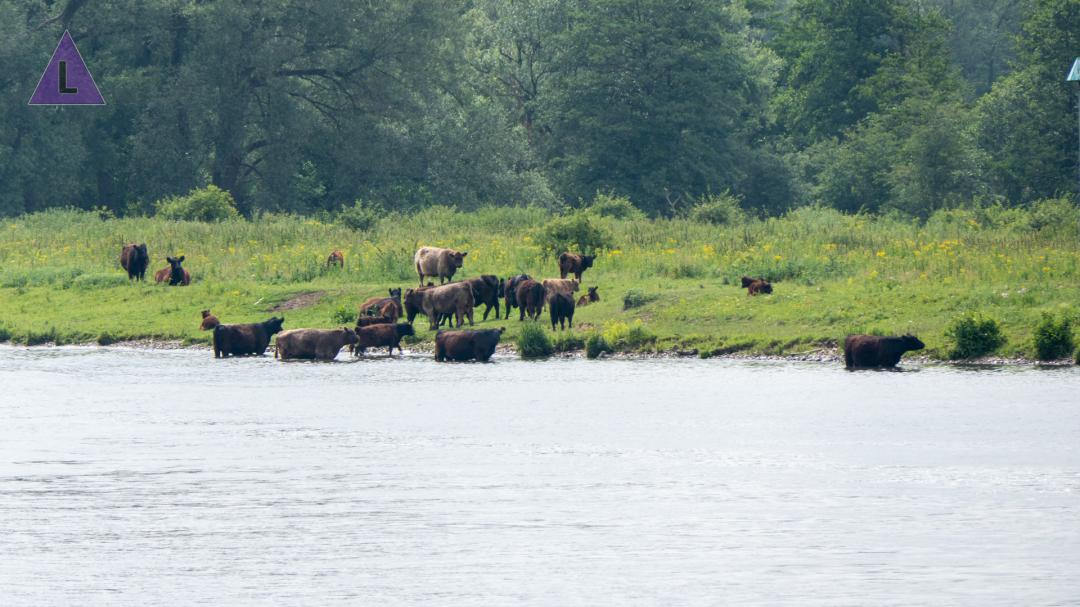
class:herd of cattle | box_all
[121,242,924,367]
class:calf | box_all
[435,328,505,362]
[155,256,190,286]
[352,323,416,356]
[558,252,595,281]
[741,276,772,295]
[844,334,925,369]
[120,243,149,281]
[414,246,468,285]
[200,310,220,331]
[503,274,531,318]
[327,250,344,268]
[355,315,393,328]
[516,279,545,321]
[547,291,575,331]
[276,327,358,361]
[465,275,503,321]
[213,317,285,358]
[577,286,600,307]
[359,288,403,322]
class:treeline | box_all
[0,0,1077,218]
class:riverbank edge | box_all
[2,338,1075,367]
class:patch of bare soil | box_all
[269,290,327,312]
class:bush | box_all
[337,199,382,232]
[516,323,554,359]
[155,185,240,222]
[534,211,613,256]
[552,332,585,353]
[72,273,128,289]
[623,290,657,310]
[1029,197,1080,233]
[688,192,745,225]
[331,305,356,325]
[97,332,118,346]
[1033,314,1074,361]
[945,312,1006,359]
[0,324,11,342]
[585,333,612,359]
[587,192,645,220]
[602,320,656,352]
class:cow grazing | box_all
[577,286,600,307]
[414,282,474,330]
[355,315,393,328]
[435,328,505,362]
[327,250,344,268]
[276,327,358,361]
[213,317,285,358]
[503,274,531,317]
[558,253,595,281]
[352,323,416,356]
[200,310,220,331]
[465,275,503,321]
[516,279,545,321]
[155,256,190,286]
[359,288,403,322]
[843,334,925,369]
[414,246,468,285]
[120,243,149,281]
[547,290,575,331]
[741,276,772,295]
[542,278,580,296]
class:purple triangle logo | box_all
[28,31,105,105]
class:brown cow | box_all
[577,286,600,307]
[503,274,531,318]
[403,285,438,325]
[213,317,285,358]
[200,310,220,331]
[414,246,468,285]
[154,256,190,286]
[516,279,545,321]
[547,290,575,331]
[327,250,344,268]
[465,275,503,321]
[558,253,595,281]
[416,282,474,330]
[435,328,505,362]
[355,315,393,328]
[844,334,925,369]
[120,243,149,281]
[275,327,358,361]
[352,323,416,356]
[359,288,403,322]
[741,276,772,295]
[542,278,580,296]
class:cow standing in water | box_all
[843,334,925,369]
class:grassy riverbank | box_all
[1,205,1079,360]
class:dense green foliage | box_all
[1033,313,1075,360]
[945,313,1007,360]
[516,323,553,358]
[0,0,1076,218]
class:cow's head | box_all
[587,286,600,302]
[389,287,402,300]
[166,256,186,284]
[581,255,595,269]
[265,316,285,334]
[902,334,925,351]
[451,250,467,268]
[342,327,359,345]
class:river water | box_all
[0,345,1077,605]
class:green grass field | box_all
[1,205,1078,360]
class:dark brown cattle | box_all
[516,279,545,321]
[275,327,358,361]
[577,286,600,307]
[414,246,468,285]
[154,256,190,286]
[213,317,285,358]
[359,288,403,322]
[503,274,531,317]
[558,252,596,281]
[741,276,772,295]
[403,286,437,325]
[465,275,503,321]
[414,282,474,330]
[435,328,505,362]
[355,315,393,328]
[352,323,416,356]
[327,250,344,268]
[120,243,149,281]
[200,310,219,331]
[844,334,925,369]
[547,290,575,331]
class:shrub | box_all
[1029,197,1080,233]
[688,192,745,225]
[945,312,1005,359]
[337,199,382,232]
[331,305,357,325]
[516,323,553,359]
[623,290,657,310]
[72,273,128,289]
[0,324,11,342]
[587,192,645,220]
[602,320,655,352]
[1033,314,1074,361]
[534,211,613,256]
[97,332,118,346]
[585,333,612,359]
[155,185,240,222]
[552,332,585,353]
